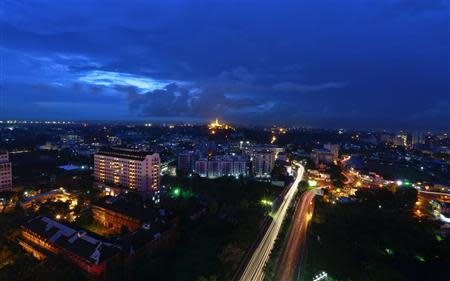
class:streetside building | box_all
[245,145,284,178]
[252,150,275,178]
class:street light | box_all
[308,180,318,187]
[260,199,273,206]
[312,271,328,281]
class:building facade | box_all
[323,143,340,159]
[0,151,12,191]
[245,145,284,178]
[311,149,335,165]
[92,202,141,233]
[177,151,196,173]
[20,216,121,279]
[393,134,409,147]
[252,151,275,178]
[412,132,425,146]
[194,155,248,178]
[94,147,160,195]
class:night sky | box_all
[1,0,448,130]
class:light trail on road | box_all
[275,189,316,281]
[238,165,305,281]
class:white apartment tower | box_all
[94,148,160,194]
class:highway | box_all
[238,165,305,281]
[275,189,316,281]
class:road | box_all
[239,165,305,281]
[275,189,316,281]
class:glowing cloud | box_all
[79,70,169,92]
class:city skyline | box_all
[0,114,449,281]
[1,1,448,130]
[2,2,450,281]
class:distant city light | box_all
[415,255,426,262]
[270,135,277,144]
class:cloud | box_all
[124,65,348,124]
[128,81,270,120]
[78,70,173,92]
[1,1,448,129]
[272,81,346,93]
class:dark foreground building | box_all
[20,216,121,279]
[20,210,179,280]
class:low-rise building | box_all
[21,204,179,280]
[91,194,177,234]
[20,216,121,279]
[311,148,335,165]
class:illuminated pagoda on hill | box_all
[208,118,234,134]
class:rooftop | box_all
[96,147,156,161]
[312,148,333,153]
[93,193,174,223]
[22,216,119,265]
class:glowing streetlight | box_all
[308,180,318,187]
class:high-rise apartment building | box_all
[94,147,160,195]
[177,151,197,173]
[393,134,409,147]
[0,151,12,191]
[246,145,284,160]
[323,143,340,159]
[252,151,275,178]
[194,155,248,178]
[412,132,425,146]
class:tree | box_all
[328,164,345,187]
[298,180,309,191]
[271,163,287,181]
[218,243,244,271]
[394,188,418,210]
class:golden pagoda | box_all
[208,118,233,131]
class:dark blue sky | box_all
[1,0,448,130]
